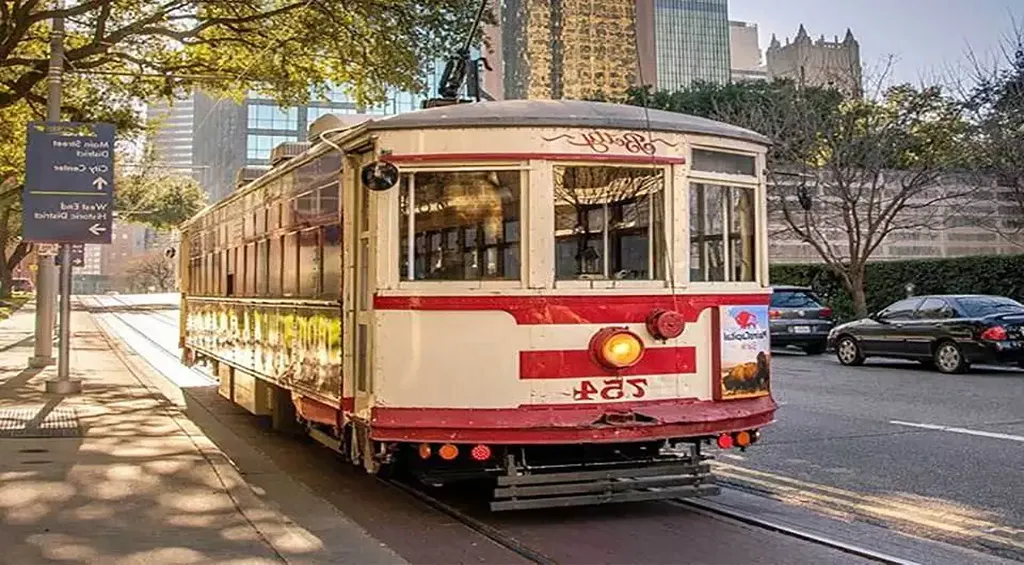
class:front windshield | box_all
[956,296,1024,317]
[553,165,665,281]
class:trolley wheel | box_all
[835,336,865,366]
[933,340,968,374]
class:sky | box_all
[729,0,1024,88]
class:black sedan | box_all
[827,294,1024,374]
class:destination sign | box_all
[22,122,114,244]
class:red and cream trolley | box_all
[178,99,776,510]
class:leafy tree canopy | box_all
[1,0,486,111]
[0,0,485,295]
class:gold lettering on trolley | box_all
[541,131,678,155]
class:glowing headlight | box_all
[590,328,645,369]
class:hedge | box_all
[769,254,1024,322]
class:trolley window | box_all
[554,166,665,281]
[690,183,756,283]
[398,170,521,281]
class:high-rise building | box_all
[646,0,731,90]
[484,0,639,100]
[766,25,862,95]
[190,88,368,202]
[729,20,767,82]
[158,65,450,203]
[145,97,195,175]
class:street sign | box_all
[54,244,85,267]
[35,243,59,256]
[22,122,114,244]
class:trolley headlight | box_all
[590,328,645,369]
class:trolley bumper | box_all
[491,460,718,511]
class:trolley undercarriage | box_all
[387,439,725,511]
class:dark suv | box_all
[769,285,835,355]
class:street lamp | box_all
[905,282,916,298]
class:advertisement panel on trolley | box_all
[719,305,771,399]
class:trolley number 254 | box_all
[572,378,649,402]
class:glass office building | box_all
[188,61,454,202]
[494,0,638,100]
[653,0,730,89]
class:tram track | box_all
[381,477,559,565]
[673,498,921,565]
[82,296,977,565]
[381,471,918,565]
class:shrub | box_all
[769,254,1024,322]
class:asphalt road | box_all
[725,349,1024,558]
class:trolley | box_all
[178,99,776,510]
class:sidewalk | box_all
[0,303,403,565]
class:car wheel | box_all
[803,342,827,355]
[933,341,968,374]
[835,336,865,366]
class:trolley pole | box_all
[42,3,82,394]
[29,5,64,371]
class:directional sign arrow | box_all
[92,177,108,191]
[88,223,106,236]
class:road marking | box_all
[889,420,1024,443]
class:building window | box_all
[398,170,521,281]
[690,183,757,282]
[554,166,665,281]
[246,134,298,161]
[247,104,298,130]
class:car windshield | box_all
[955,296,1024,318]
[771,289,823,308]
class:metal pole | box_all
[54,244,76,389]
[29,4,64,370]
[42,3,81,394]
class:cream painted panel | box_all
[378,128,689,160]
[373,308,716,408]
[520,320,712,402]
[374,310,525,408]
[527,374,701,405]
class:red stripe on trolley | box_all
[373,294,769,325]
[384,152,688,165]
[520,346,696,379]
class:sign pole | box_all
[29,6,63,370]
[54,243,76,391]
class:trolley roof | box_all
[360,99,771,145]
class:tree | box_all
[0,1,486,111]
[621,79,973,317]
[0,0,485,296]
[119,251,175,293]
[115,146,207,229]
[960,27,1024,241]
